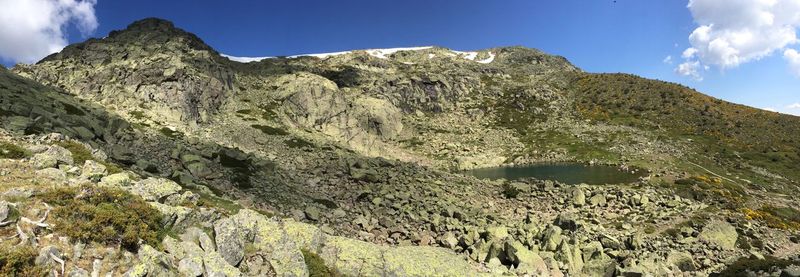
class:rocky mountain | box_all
[1,17,799,276]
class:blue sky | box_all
[2,0,800,114]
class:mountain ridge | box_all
[1,17,799,276]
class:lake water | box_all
[463,163,646,184]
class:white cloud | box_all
[676,0,800,79]
[787,102,800,109]
[663,55,673,64]
[0,0,98,64]
[763,107,777,112]
[784,48,800,76]
[676,60,704,81]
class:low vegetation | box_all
[301,249,341,277]
[0,142,29,159]
[39,186,165,251]
[0,246,48,277]
[742,205,800,230]
[55,141,123,174]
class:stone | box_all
[177,241,205,277]
[203,250,242,277]
[555,213,580,231]
[542,225,563,251]
[440,232,459,249]
[35,168,67,184]
[35,246,61,267]
[599,234,622,250]
[226,210,308,276]
[698,220,738,250]
[282,219,327,252]
[572,188,586,207]
[382,246,475,276]
[130,177,182,202]
[214,217,248,267]
[99,173,133,187]
[627,233,644,250]
[319,235,384,276]
[0,201,8,222]
[181,227,216,253]
[81,160,107,181]
[505,240,549,275]
[304,206,321,221]
[582,241,605,261]
[125,245,174,277]
[667,251,697,271]
[589,193,607,207]
[31,145,73,169]
[485,225,509,242]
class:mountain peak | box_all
[39,17,215,63]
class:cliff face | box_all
[15,18,235,124]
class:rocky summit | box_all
[0,18,799,276]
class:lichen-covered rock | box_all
[318,236,384,276]
[131,177,182,201]
[203,250,242,277]
[282,219,327,252]
[214,216,248,267]
[31,145,73,169]
[35,168,67,184]
[0,201,8,222]
[150,202,192,228]
[504,241,549,276]
[221,209,308,276]
[81,160,107,181]
[124,245,176,277]
[99,173,133,187]
[178,241,205,277]
[698,220,738,250]
[382,246,475,276]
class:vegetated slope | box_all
[572,73,800,190]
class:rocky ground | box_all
[1,18,799,276]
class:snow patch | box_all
[365,46,433,59]
[476,52,495,64]
[288,50,352,59]
[221,54,271,63]
[428,53,436,59]
[451,50,478,61]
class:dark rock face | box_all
[16,17,235,124]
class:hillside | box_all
[0,18,799,276]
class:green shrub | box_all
[302,249,341,277]
[501,183,520,199]
[55,140,123,173]
[251,124,288,135]
[55,141,93,165]
[0,142,29,159]
[0,246,48,276]
[39,186,164,251]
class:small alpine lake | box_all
[463,163,646,184]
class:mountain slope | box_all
[3,18,800,276]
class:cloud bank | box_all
[0,0,98,64]
[677,0,800,79]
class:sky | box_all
[1,0,800,115]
